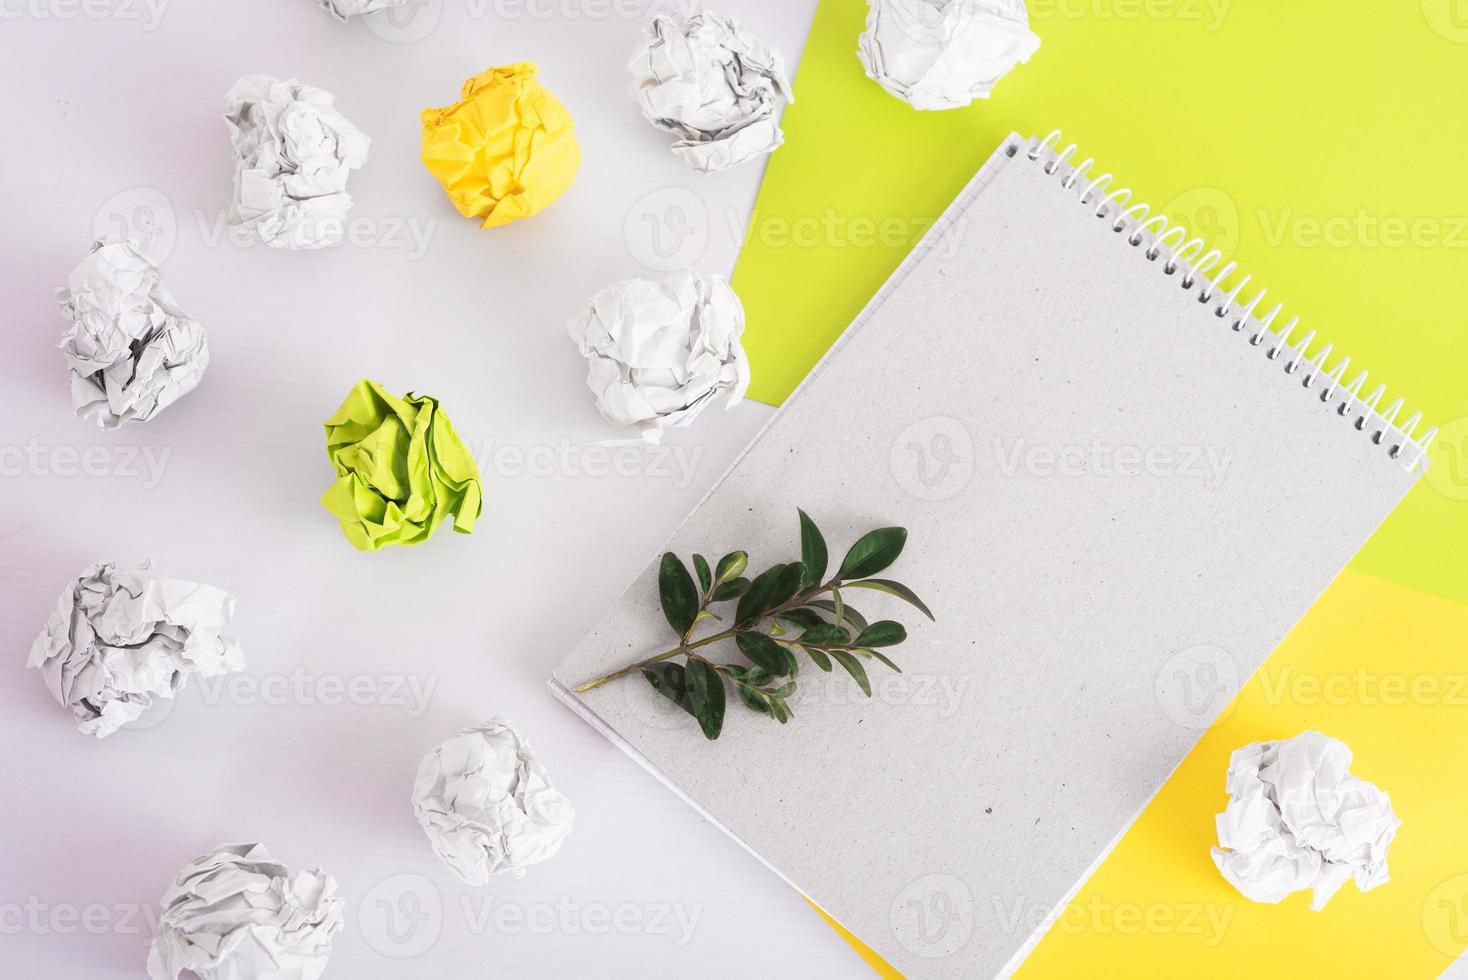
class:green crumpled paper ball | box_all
[321,379,483,550]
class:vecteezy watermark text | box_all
[1257,665,1468,708]
[994,439,1235,488]
[93,187,436,265]
[891,873,1234,961]
[460,896,701,944]
[356,0,702,44]
[733,209,968,256]
[357,874,702,959]
[194,670,438,718]
[193,210,436,260]
[0,0,168,30]
[993,893,1234,945]
[889,420,1236,503]
[0,898,157,939]
[477,440,704,489]
[793,671,971,718]
[1028,0,1231,30]
[0,440,171,489]
[1258,208,1468,250]
[125,669,440,732]
[487,0,699,17]
[623,186,970,274]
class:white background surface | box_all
[0,1,884,976]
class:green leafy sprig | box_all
[572,510,934,740]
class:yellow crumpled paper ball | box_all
[420,62,580,229]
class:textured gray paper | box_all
[552,134,1425,978]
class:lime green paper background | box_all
[732,0,1468,605]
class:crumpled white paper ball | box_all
[224,74,370,249]
[56,237,209,429]
[1211,731,1400,910]
[319,0,406,19]
[27,560,245,738]
[146,842,344,980]
[628,10,794,173]
[412,719,575,884]
[858,0,1041,110]
[568,270,750,443]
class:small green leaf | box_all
[807,599,869,631]
[865,649,901,672]
[736,564,788,626]
[776,609,824,631]
[693,554,712,594]
[736,632,791,676]
[830,650,872,697]
[800,623,851,647]
[803,646,833,672]
[842,579,934,620]
[771,562,806,610]
[712,577,752,601]
[769,695,792,727]
[798,509,828,590]
[832,588,845,629]
[642,664,693,714]
[685,659,726,740]
[733,680,770,714]
[770,681,798,699]
[838,527,907,580]
[781,645,800,678]
[658,553,700,638]
[715,551,748,584]
[856,621,907,647]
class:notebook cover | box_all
[551,134,1426,978]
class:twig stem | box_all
[571,579,840,693]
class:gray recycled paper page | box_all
[551,133,1427,978]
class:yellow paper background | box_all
[731,0,1468,607]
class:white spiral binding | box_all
[1023,131,1437,472]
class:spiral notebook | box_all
[550,133,1434,978]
